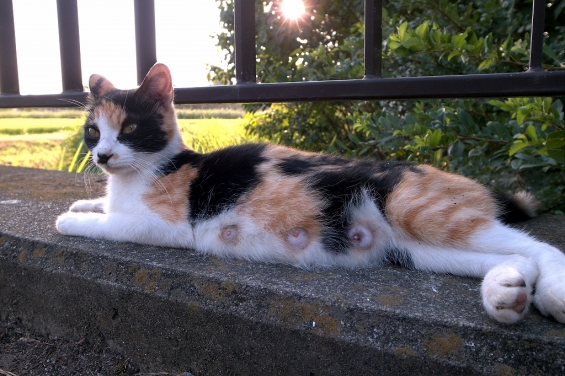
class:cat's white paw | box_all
[533,274,565,324]
[481,266,533,324]
[69,199,105,213]
[56,212,80,235]
[56,212,97,237]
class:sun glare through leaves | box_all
[281,0,306,20]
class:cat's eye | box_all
[87,127,100,138]
[123,124,137,134]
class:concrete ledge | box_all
[1,165,564,375]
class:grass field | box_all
[0,107,254,172]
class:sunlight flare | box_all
[281,0,305,20]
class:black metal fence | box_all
[0,0,563,108]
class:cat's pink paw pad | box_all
[287,228,309,250]
[348,224,373,250]
[482,267,532,324]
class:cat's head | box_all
[83,63,183,175]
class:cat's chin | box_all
[97,164,132,175]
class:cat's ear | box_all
[89,74,116,98]
[137,63,174,109]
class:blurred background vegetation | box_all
[208,0,565,213]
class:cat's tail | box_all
[493,191,539,224]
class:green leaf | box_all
[415,21,429,40]
[452,33,467,49]
[348,133,361,144]
[357,145,371,156]
[429,129,443,147]
[509,141,529,156]
[525,125,538,142]
[478,58,495,70]
[488,99,510,111]
[433,148,444,165]
[398,22,408,42]
[448,140,465,157]
[447,50,461,61]
[403,37,425,50]
[516,108,527,125]
[543,45,562,64]
[458,110,475,130]
[487,121,512,140]
[334,139,348,150]
[546,131,565,163]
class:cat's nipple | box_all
[221,225,239,244]
[287,227,309,250]
[348,224,374,250]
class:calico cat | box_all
[56,63,565,325]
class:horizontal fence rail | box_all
[0,0,563,109]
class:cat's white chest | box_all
[105,175,153,215]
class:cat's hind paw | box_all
[533,274,565,324]
[481,266,533,324]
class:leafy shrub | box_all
[210,0,565,213]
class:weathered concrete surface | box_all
[0,165,564,375]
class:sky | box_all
[12,0,226,94]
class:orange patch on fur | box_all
[237,171,322,248]
[263,144,318,162]
[386,165,496,247]
[93,102,127,132]
[143,164,197,223]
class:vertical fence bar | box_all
[234,0,256,84]
[364,0,382,78]
[134,0,156,85]
[0,0,20,94]
[57,0,83,91]
[528,0,545,71]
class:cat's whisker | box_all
[57,98,87,109]
[129,158,173,205]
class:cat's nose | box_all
[97,153,113,164]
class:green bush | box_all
[210,0,565,213]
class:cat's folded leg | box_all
[69,197,107,213]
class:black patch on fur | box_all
[309,160,416,253]
[158,149,202,175]
[385,248,415,269]
[492,191,534,223]
[118,112,167,153]
[90,77,105,97]
[277,154,349,175]
[189,144,267,221]
[83,123,99,150]
[85,89,169,154]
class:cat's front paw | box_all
[533,274,565,324]
[56,212,80,235]
[481,266,533,324]
[69,198,105,213]
[56,212,100,237]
